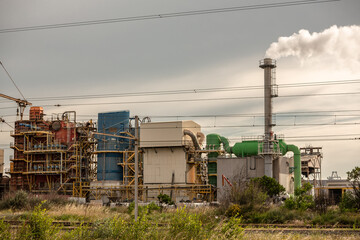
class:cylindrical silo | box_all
[97,111,130,181]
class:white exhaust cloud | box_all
[265,25,360,69]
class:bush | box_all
[225,204,242,218]
[0,218,11,240]
[128,201,161,217]
[284,196,296,210]
[90,214,157,240]
[310,210,360,227]
[347,166,360,210]
[0,190,30,210]
[284,183,314,211]
[314,193,331,214]
[252,176,286,197]
[16,201,59,240]
[339,191,357,212]
[220,216,244,239]
[0,191,72,211]
[170,206,205,239]
[157,194,174,205]
[61,222,91,240]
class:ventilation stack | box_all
[259,58,278,177]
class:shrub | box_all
[225,204,242,218]
[0,190,29,210]
[252,176,286,197]
[220,216,244,239]
[157,193,174,205]
[284,183,314,210]
[339,191,357,212]
[128,201,161,216]
[147,201,161,212]
[61,222,91,240]
[16,201,59,240]
[0,218,11,240]
[284,196,296,210]
[170,206,205,239]
[92,214,156,240]
[0,191,72,211]
[314,193,331,214]
[347,166,360,210]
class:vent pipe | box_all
[259,58,277,178]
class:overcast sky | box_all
[0,0,359,179]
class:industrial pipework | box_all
[206,134,301,189]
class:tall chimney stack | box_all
[259,58,277,178]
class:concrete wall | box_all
[140,121,201,148]
[274,157,294,194]
[217,156,294,201]
[216,156,264,201]
[143,147,187,184]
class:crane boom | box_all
[0,93,32,120]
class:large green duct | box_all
[278,140,301,190]
[206,134,302,190]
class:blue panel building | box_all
[97,111,130,181]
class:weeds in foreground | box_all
[16,201,60,240]
[0,218,11,240]
[2,200,360,239]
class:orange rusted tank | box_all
[29,107,44,121]
[53,121,76,145]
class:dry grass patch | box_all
[47,203,129,222]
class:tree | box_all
[252,176,286,198]
[346,166,360,210]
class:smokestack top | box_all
[259,58,276,69]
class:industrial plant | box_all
[0,59,326,203]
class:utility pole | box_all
[134,115,139,221]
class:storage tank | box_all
[53,121,76,145]
[97,111,130,181]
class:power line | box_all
[1,79,358,104]
[0,61,27,101]
[2,110,360,119]
[0,122,359,132]
[14,91,360,108]
[0,0,339,34]
[0,90,358,110]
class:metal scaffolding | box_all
[9,110,96,197]
[300,146,322,188]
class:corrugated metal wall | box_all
[97,111,130,181]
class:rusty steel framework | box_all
[300,146,322,188]
[9,109,96,197]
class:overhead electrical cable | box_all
[19,91,360,108]
[0,61,27,101]
[0,78,358,103]
[3,110,360,120]
[0,0,340,34]
[0,90,359,110]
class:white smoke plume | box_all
[265,25,360,69]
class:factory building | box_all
[140,120,211,202]
[1,58,326,204]
[7,107,96,196]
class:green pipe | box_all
[206,134,302,190]
[206,134,221,159]
[232,141,259,157]
[285,144,301,190]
